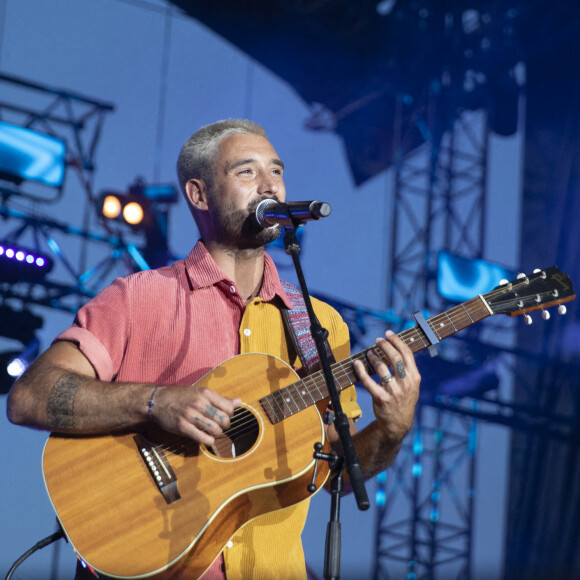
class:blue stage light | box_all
[0,242,54,281]
[6,337,40,379]
[437,251,515,302]
[375,489,386,506]
[0,306,43,394]
[0,121,66,187]
[140,184,178,202]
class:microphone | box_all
[255,199,332,228]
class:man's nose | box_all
[257,170,280,196]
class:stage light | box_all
[98,181,179,229]
[123,201,144,225]
[0,350,22,394]
[0,121,66,187]
[376,0,397,16]
[6,337,40,379]
[0,241,54,282]
[102,195,122,219]
[97,181,179,268]
[0,339,40,393]
[437,251,515,303]
[97,191,151,228]
[0,307,43,394]
[7,357,26,377]
[140,184,178,203]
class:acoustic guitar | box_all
[42,266,575,579]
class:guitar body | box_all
[42,353,330,579]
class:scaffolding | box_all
[0,73,152,314]
[375,86,493,580]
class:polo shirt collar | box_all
[184,240,293,309]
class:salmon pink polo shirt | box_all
[57,240,295,387]
[57,240,360,580]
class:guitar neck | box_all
[260,295,492,424]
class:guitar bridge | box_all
[134,434,181,504]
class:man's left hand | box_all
[353,330,420,442]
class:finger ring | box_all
[380,373,393,384]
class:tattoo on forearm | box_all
[395,361,406,379]
[47,375,81,429]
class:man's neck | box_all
[204,241,266,304]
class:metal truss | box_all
[374,404,477,580]
[375,88,492,580]
[388,88,489,322]
[0,72,115,203]
[0,203,153,313]
[376,78,575,580]
[0,74,148,315]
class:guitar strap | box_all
[280,279,335,375]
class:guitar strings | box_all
[150,275,553,456]
[147,344,405,457]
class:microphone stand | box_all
[281,223,369,580]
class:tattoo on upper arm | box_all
[47,375,82,429]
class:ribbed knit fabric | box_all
[58,240,360,580]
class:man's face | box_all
[206,134,286,249]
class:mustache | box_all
[247,196,282,214]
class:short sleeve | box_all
[53,277,131,381]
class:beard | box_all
[211,196,282,250]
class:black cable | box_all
[4,529,65,580]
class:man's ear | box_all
[185,179,209,211]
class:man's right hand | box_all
[7,340,241,445]
[148,385,242,446]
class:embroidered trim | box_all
[280,279,334,374]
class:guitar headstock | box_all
[484,266,575,318]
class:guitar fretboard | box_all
[259,295,492,424]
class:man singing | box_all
[7,119,420,579]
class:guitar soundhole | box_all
[206,406,260,459]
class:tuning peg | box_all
[517,273,526,279]
[558,305,567,315]
[533,268,547,279]
[499,279,509,286]
[533,268,541,273]
[541,309,550,320]
[524,314,533,325]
